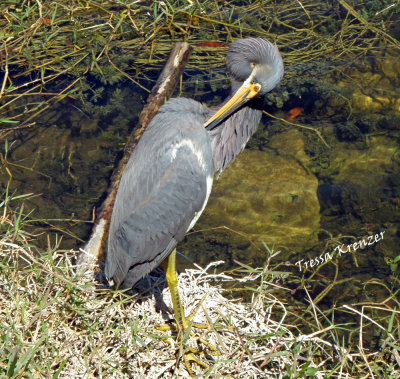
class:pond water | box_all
[1,44,399,348]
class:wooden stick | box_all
[76,42,192,274]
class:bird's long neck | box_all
[208,90,263,176]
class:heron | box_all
[105,37,283,370]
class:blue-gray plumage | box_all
[106,99,213,287]
[105,37,284,292]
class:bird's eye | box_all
[250,62,256,68]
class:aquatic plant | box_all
[0,0,399,129]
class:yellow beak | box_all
[204,82,261,130]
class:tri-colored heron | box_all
[105,37,283,368]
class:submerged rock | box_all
[338,51,400,114]
[381,53,400,79]
[193,130,320,257]
[330,136,400,224]
[336,121,363,141]
[334,136,398,186]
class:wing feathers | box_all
[105,99,213,288]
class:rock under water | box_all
[192,129,320,260]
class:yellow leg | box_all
[161,249,223,376]
[162,249,188,330]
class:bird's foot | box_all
[177,323,220,377]
[156,322,219,376]
[156,296,223,376]
[182,347,210,377]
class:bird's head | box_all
[205,37,284,130]
[227,37,284,95]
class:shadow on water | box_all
[1,47,399,349]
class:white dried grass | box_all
[1,237,396,378]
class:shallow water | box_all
[0,85,146,247]
[1,45,399,348]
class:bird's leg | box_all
[161,249,212,375]
[161,250,215,329]
[161,249,188,331]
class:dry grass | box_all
[1,222,399,377]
